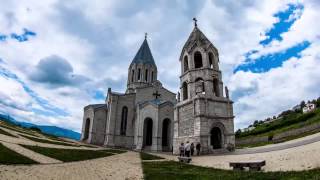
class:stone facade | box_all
[81,37,176,152]
[81,22,235,154]
[173,25,235,154]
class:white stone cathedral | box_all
[81,21,235,154]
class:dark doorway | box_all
[210,127,222,149]
[162,119,170,147]
[144,118,153,146]
[83,118,90,140]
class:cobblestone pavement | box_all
[0,151,143,180]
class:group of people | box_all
[179,141,201,157]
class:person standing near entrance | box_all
[196,143,201,156]
[179,143,185,156]
[190,143,195,156]
[184,141,191,157]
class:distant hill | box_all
[0,114,81,140]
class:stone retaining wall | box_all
[236,122,320,146]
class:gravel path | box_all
[0,151,143,180]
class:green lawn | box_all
[19,134,80,147]
[102,149,127,154]
[142,161,320,180]
[0,128,18,138]
[0,143,38,164]
[140,152,164,160]
[21,145,115,162]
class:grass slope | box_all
[0,143,38,165]
[0,122,39,137]
[19,134,80,147]
[0,128,18,138]
[142,161,320,180]
[140,152,164,160]
[21,145,116,162]
[238,109,320,139]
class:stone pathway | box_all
[0,151,143,180]
[1,142,61,164]
[152,139,320,171]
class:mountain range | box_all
[0,114,81,140]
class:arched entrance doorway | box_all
[83,118,90,140]
[162,118,171,150]
[210,127,222,149]
[143,118,153,147]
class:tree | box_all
[235,129,242,137]
[300,100,306,108]
[253,120,259,127]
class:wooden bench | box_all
[178,156,192,163]
[229,160,266,171]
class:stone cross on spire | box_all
[145,32,148,39]
[193,17,197,27]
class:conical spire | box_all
[131,38,156,66]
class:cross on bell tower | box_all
[193,17,197,27]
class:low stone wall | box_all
[236,122,320,146]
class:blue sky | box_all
[0,0,320,132]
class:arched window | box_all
[194,51,203,68]
[131,70,135,82]
[182,82,188,100]
[184,56,189,72]
[213,79,220,97]
[145,69,148,82]
[83,118,90,140]
[138,69,141,81]
[120,106,128,135]
[195,78,205,94]
[151,71,154,82]
[208,52,214,68]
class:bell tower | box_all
[173,19,235,154]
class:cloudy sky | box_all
[0,0,319,132]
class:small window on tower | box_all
[195,78,205,94]
[182,82,188,100]
[138,69,141,81]
[208,52,214,68]
[213,78,220,97]
[194,51,203,68]
[151,71,154,81]
[145,69,148,82]
[184,56,189,72]
[131,70,135,82]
